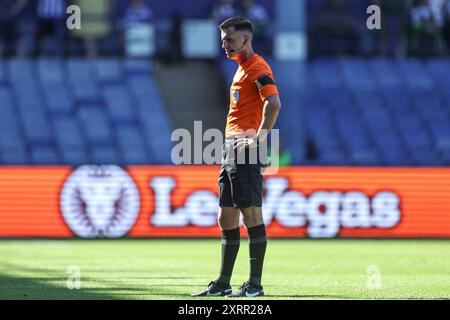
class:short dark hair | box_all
[219,17,253,33]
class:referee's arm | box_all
[256,94,281,143]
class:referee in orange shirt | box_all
[192,17,281,297]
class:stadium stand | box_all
[0,0,449,167]
[220,56,450,166]
[0,58,173,165]
[302,58,450,166]
[1,55,449,167]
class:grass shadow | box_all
[0,274,123,300]
[264,294,361,299]
[264,294,450,300]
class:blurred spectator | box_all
[373,0,411,58]
[310,0,360,56]
[210,0,239,60]
[121,0,155,58]
[123,0,153,26]
[442,0,450,53]
[240,0,271,55]
[240,0,269,29]
[210,0,239,23]
[70,0,114,58]
[429,0,447,26]
[0,0,28,57]
[167,13,183,63]
[409,0,445,56]
[36,0,68,56]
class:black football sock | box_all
[216,227,240,287]
[247,224,267,287]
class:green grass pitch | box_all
[0,239,449,300]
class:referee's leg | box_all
[241,206,267,287]
[215,207,241,287]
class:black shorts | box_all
[218,138,266,209]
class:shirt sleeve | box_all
[251,65,279,101]
[255,73,278,101]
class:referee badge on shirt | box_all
[232,89,239,104]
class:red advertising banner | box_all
[0,166,449,238]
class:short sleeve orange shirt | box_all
[225,54,279,138]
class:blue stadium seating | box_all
[0,61,7,87]
[77,107,113,146]
[0,57,173,165]
[53,116,86,148]
[53,116,88,165]
[0,89,28,164]
[292,57,450,166]
[20,104,54,145]
[1,56,449,166]
[67,59,100,104]
[102,85,137,123]
[38,58,65,84]
[30,144,60,164]
[125,59,153,77]
[94,59,122,85]
[116,125,149,164]
[2,0,271,165]
[91,145,120,164]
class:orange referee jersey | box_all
[225,53,279,138]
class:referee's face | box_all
[221,27,246,60]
